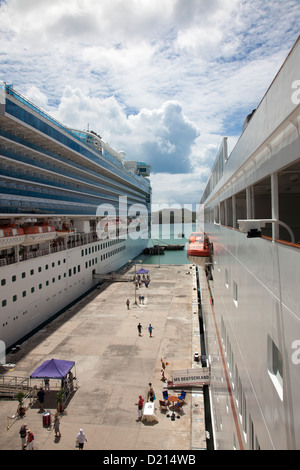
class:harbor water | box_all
[142,223,196,265]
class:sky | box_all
[0,0,299,207]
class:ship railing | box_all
[0,230,109,267]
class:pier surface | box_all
[0,264,207,451]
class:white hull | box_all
[199,37,300,450]
[0,234,147,350]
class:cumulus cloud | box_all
[1,0,299,204]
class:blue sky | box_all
[0,0,299,206]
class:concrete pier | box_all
[0,264,207,451]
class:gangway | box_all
[0,375,33,399]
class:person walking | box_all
[137,323,143,336]
[54,414,61,438]
[147,384,156,402]
[76,429,88,450]
[135,395,144,421]
[126,299,130,310]
[19,423,27,450]
[26,429,34,450]
[37,387,45,412]
[148,324,154,337]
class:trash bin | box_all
[43,412,51,427]
[194,352,200,362]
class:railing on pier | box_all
[0,375,33,398]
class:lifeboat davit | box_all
[22,224,56,246]
[187,231,210,266]
[0,224,25,249]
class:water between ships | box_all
[141,223,195,265]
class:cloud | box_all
[1,0,300,206]
[51,87,199,175]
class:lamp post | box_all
[128,259,142,305]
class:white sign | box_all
[172,368,210,387]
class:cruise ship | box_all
[0,82,151,351]
[197,36,300,449]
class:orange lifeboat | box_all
[0,224,25,249]
[23,224,56,246]
[187,232,210,266]
[56,221,75,237]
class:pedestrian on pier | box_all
[54,414,61,438]
[76,429,88,450]
[135,395,144,421]
[19,423,27,450]
[137,323,143,336]
[27,429,34,450]
[148,324,154,337]
[126,299,130,309]
[37,387,45,412]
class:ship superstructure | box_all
[198,36,300,449]
[0,83,151,350]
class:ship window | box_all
[13,295,17,302]
[225,269,229,288]
[1,279,5,286]
[30,269,34,275]
[12,275,16,282]
[22,291,26,297]
[46,280,49,286]
[39,284,42,289]
[267,335,283,400]
[38,267,42,272]
[22,272,26,279]
[2,300,7,307]
[233,281,238,306]
[31,287,35,293]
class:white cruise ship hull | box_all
[1,234,147,350]
[0,81,152,352]
[198,36,300,450]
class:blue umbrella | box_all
[136,268,149,274]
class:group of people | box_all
[135,383,156,421]
[137,323,154,337]
[19,424,34,450]
[134,273,150,289]
[19,421,87,450]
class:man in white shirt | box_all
[76,429,88,450]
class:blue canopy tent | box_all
[30,358,75,379]
[136,268,149,274]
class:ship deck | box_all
[0,264,207,452]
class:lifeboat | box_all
[187,231,210,267]
[0,224,25,249]
[22,224,56,246]
[56,221,76,237]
